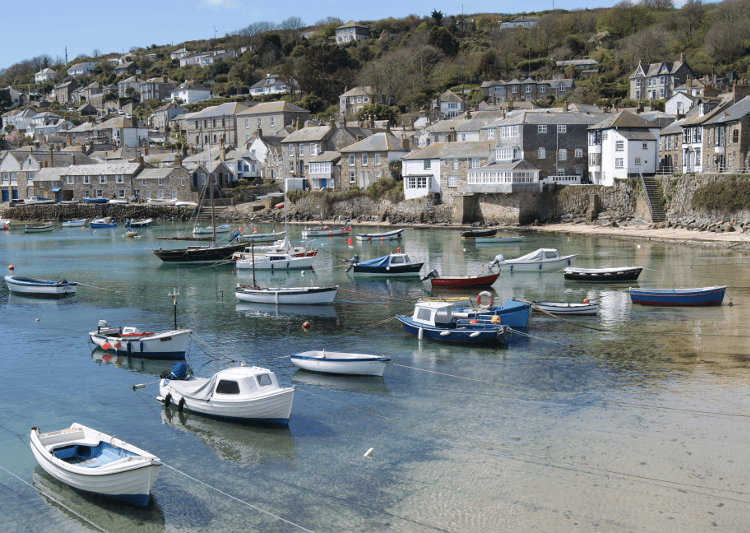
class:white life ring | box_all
[477,291,493,309]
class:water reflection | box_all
[235,302,338,319]
[292,369,390,394]
[32,469,165,532]
[160,408,294,464]
[91,348,190,377]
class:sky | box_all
[1,0,614,71]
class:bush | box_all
[692,177,750,211]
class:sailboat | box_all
[153,149,245,263]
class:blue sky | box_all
[3,0,612,70]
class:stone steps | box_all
[641,176,666,223]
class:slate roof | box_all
[338,132,405,153]
[629,59,692,79]
[337,21,369,29]
[340,86,378,98]
[61,162,141,175]
[136,168,177,180]
[309,151,341,163]
[619,130,657,141]
[281,126,332,143]
[173,80,210,92]
[237,101,308,115]
[402,141,495,160]
[680,101,729,126]
[191,102,248,118]
[492,111,604,128]
[589,110,654,130]
[660,118,686,136]
[31,167,66,182]
[703,96,750,125]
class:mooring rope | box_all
[513,298,608,332]
[161,463,316,532]
[77,282,119,293]
[0,463,111,533]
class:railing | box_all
[635,169,655,218]
[655,166,750,176]
[541,175,582,185]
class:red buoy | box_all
[8,265,14,270]
[302,321,311,329]
[102,342,111,350]
[583,298,589,303]
[397,247,401,253]
[348,238,352,245]
[469,319,478,324]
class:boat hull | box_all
[291,351,390,376]
[89,329,192,359]
[453,300,532,328]
[629,286,726,306]
[24,224,54,233]
[302,226,351,238]
[532,301,599,315]
[236,231,286,243]
[193,225,230,234]
[461,229,496,239]
[396,315,507,345]
[429,273,499,287]
[352,263,423,277]
[564,266,642,282]
[234,254,316,270]
[4,276,77,296]
[160,382,295,425]
[61,219,87,227]
[356,229,404,241]
[83,198,108,204]
[126,219,153,228]
[497,256,577,272]
[153,243,246,262]
[235,286,337,305]
[474,237,525,244]
[30,424,160,507]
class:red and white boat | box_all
[89,320,192,359]
[422,269,499,288]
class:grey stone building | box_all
[628,55,695,101]
[132,165,195,202]
[339,86,387,117]
[185,102,249,150]
[236,101,309,142]
[483,77,574,103]
[336,21,370,43]
[338,132,407,190]
[658,118,684,173]
[58,161,143,200]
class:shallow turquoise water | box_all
[1,223,749,532]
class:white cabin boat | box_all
[29,423,161,507]
[235,284,337,305]
[291,350,390,376]
[233,239,318,270]
[488,248,577,272]
[159,364,295,424]
[89,320,192,358]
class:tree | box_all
[427,26,459,56]
[431,9,444,26]
[297,44,359,104]
[279,17,305,31]
[355,103,400,124]
[0,89,11,115]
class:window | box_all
[512,85,517,93]
[216,380,240,394]
[526,85,532,93]
[471,158,480,168]
[539,85,546,93]
[115,174,124,184]
[289,145,294,156]
[461,133,466,141]
[118,189,125,198]
[95,189,103,198]
[575,149,583,158]
[157,179,163,186]
[615,158,624,168]
[83,190,89,198]
[558,149,567,161]
[603,132,608,140]
[538,147,546,159]
[180,178,185,187]
[557,125,566,134]
[616,141,624,151]
[171,189,177,199]
[364,96,369,103]
[213,134,217,143]
[374,154,381,165]
[348,154,355,165]
[375,170,381,178]
[157,189,164,198]
[361,154,368,165]
[299,144,304,157]
[634,157,641,165]
[270,116,274,126]
[99,175,107,184]
[538,125,547,134]
[310,143,318,156]
[66,176,74,184]
[642,142,648,150]
[357,96,362,103]
[732,129,739,143]
[501,126,519,138]
[452,158,459,170]
[257,117,262,127]
[488,129,495,140]
[349,171,355,183]
[447,175,458,188]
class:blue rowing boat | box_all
[629,286,726,306]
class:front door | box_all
[12,189,18,200]
[1,190,8,202]
[320,179,327,189]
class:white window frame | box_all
[575,148,583,158]
[348,154,355,166]
[424,160,431,170]
[447,175,458,188]
[66,176,74,184]
[349,171,355,183]
[538,147,546,159]
[374,154,381,165]
[615,158,624,168]
[558,149,567,161]
[616,141,624,151]
[557,125,566,134]
[361,154,368,165]
[538,125,547,134]
[99,175,107,184]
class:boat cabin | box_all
[411,301,455,327]
[212,367,282,398]
[360,253,414,267]
[516,248,563,262]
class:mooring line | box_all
[0,463,110,533]
[162,463,316,532]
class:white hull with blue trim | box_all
[159,365,295,425]
[291,350,390,376]
[488,248,577,272]
[4,275,77,296]
[29,423,161,507]
[89,321,192,359]
[234,252,315,270]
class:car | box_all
[117,110,125,115]
[125,113,132,118]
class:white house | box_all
[431,90,465,119]
[665,92,696,117]
[170,46,190,60]
[249,74,296,96]
[34,68,58,84]
[680,100,730,174]
[587,111,660,186]
[67,61,95,77]
[170,80,211,104]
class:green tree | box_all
[431,9,444,26]
[0,89,13,115]
[297,44,359,104]
[427,26,459,56]
[355,103,400,124]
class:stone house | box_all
[236,101,309,142]
[679,99,728,174]
[336,21,370,43]
[339,86,385,117]
[113,61,136,76]
[338,132,406,190]
[401,141,495,201]
[702,94,750,172]
[66,122,95,145]
[118,76,143,98]
[132,164,195,202]
[148,102,186,132]
[183,143,260,182]
[483,77,574,103]
[52,80,79,104]
[184,159,234,194]
[139,77,178,101]
[629,55,695,101]
[425,110,507,145]
[588,111,661,185]
[280,126,335,178]
[308,152,341,190]
[489,109,602,183]
[658,118,684,173]
[431,90,465,119]
[184,102,248,150]
[58,161,142,200]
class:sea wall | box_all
[538,179,643,224]
[2,204,196,222]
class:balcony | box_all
[541,175,582,185]
[714,145,725,154]
[589,144,601,153]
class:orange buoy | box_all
[302,321,311,329]
[583,298,589,303]
[469,319,478,324]
[102,342,111,350]
[8,265,14,270]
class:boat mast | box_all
[251,243,256,288]
[209,141,216,247]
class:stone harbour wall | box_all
[3,204,196,222]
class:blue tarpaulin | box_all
[358,255,390,267]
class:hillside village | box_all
[1,4,750,226]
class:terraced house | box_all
[184,102,249,150]
[339,132,407,190]
[236,101,309,141]
[629,55,695,101]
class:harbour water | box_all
[1,222,749,532]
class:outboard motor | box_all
[230,230,241,241]
[421,269,439,281]
[167,362,188,381]
[344,254,359,272]
[488,254,505,270]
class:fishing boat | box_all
[4,275,77,296]
[158,363,295,424]
[487,248,577,272]
[193,223,231,235]
[564,266,643,282]
[24,196,55,204]
[460,228,496,239]
[89,320,192,358]
[175,201,198,207]
[125,230,138,238]
[355,228,404,241]
[301,224,351,238]
[233,239,318,270]
[449,296,532,328]
[147,198,177,206]
[236,230,286,243]
[422,269,499,288]
[89,217,117,228]
[396,301,507,345]
[24,223,54,233]
[235,284,337,305]
[629,286,726,306]
[474,236,525,244]
[109,199,129,204]
[346,253,423,277]
[290,350,391,376]
[1,219,9,230]
[61,219,87,227]
[29,423,161,507]
[126,218,153,228]
[83,197,108,204]
[532,301,599,315]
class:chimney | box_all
[402,135,410,151]
[686,76,692,89]
[296,118,302,130]
[48,146,53,168]
[144,146,149,156]
[43,161,48,168]
[71,154,75,165]
[174,153,182,168]
[733,82,750,104]
[220,143,226,161]
[563,101,569,112]
[257,127,262,137]
[466,107,472,119]
[138,154,145,166]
